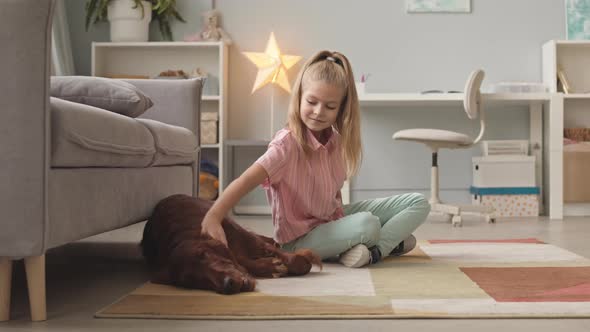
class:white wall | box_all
[66,0,565,203]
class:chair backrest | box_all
[464,69,486,145]
[463,69,485,120]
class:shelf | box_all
[92,41,225,48]
[93,41,229,196]
[563,93,590,99]
[542,40,590,218]
[550,40,590,46]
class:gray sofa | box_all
[0,0,202,321]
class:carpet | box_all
[96,238,590,319]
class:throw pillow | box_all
[50,76,153,118]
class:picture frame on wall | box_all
[406,0,471,13]
[566,0,590,40]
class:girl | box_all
[202,50,430,268]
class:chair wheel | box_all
[451,215,462,227]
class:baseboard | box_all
[233,205,271,215]
[563,203,590,216]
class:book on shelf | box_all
[557,67,572,94]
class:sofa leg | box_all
[0,258,12,322]
[24,255,46,322]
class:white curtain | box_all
[51,0,75,76]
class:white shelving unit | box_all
[543,40,590,216]
[92,41,229,193]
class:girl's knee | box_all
[408,193,431,224]
[353,212,380,242]
[409,193,430,210]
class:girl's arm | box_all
[201,163,269,246]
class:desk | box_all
[358,92,564,219]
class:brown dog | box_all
[141,194,322,294]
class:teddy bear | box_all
[184,9,232,45]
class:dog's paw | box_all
[297,249,323,270]
[271,258,289,277]
[247,257,288,278]
[287,249,323,275]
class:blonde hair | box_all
[287,50,362,178]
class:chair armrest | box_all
[124,78,204,142]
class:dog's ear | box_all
[193,197,215,221]
[258,234,279,247]
[151,268,172,284]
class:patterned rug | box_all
[96,238,590,319]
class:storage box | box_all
[470,186,540,217]
[472,155,535,188]
[564,143,590,202]
[201,112,218,144]
[481,140,529,156]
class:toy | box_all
[184,9,232,45]
[198,159,219,200]
[198,172,219,200]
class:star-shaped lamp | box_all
[243,32,301,138]
[243,32,301,93]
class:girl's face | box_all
[300,80,344,135]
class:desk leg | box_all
[530,102,543,215]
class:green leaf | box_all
[133,0,146,19]
[172,9,185,23]
[164,21,173,41]
[85,0,99,31]
[97,0,109,21]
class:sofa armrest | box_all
[124,78,204,144]
[0,0,53,257]
[126,78,203,198]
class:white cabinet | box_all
[92,41,229,193]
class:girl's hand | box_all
[199,163,268,248]
[201,214,228,247]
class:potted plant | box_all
[85,0,185,41]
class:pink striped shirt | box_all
[255,128,347,244]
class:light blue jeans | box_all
[282,193,431,259]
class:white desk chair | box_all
[393,69,494,227]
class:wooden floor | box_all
[2,215,590,331]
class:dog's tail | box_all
[140,217,158,266]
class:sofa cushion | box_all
[137,119,199,166]
[50,76,153,118]
[50,97,156,167]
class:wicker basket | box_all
[201,112,218,144]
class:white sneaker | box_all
[339,244,371,268]
[390,235,417,257]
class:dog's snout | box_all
[222,276,235,294]
[241,277,255,292]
